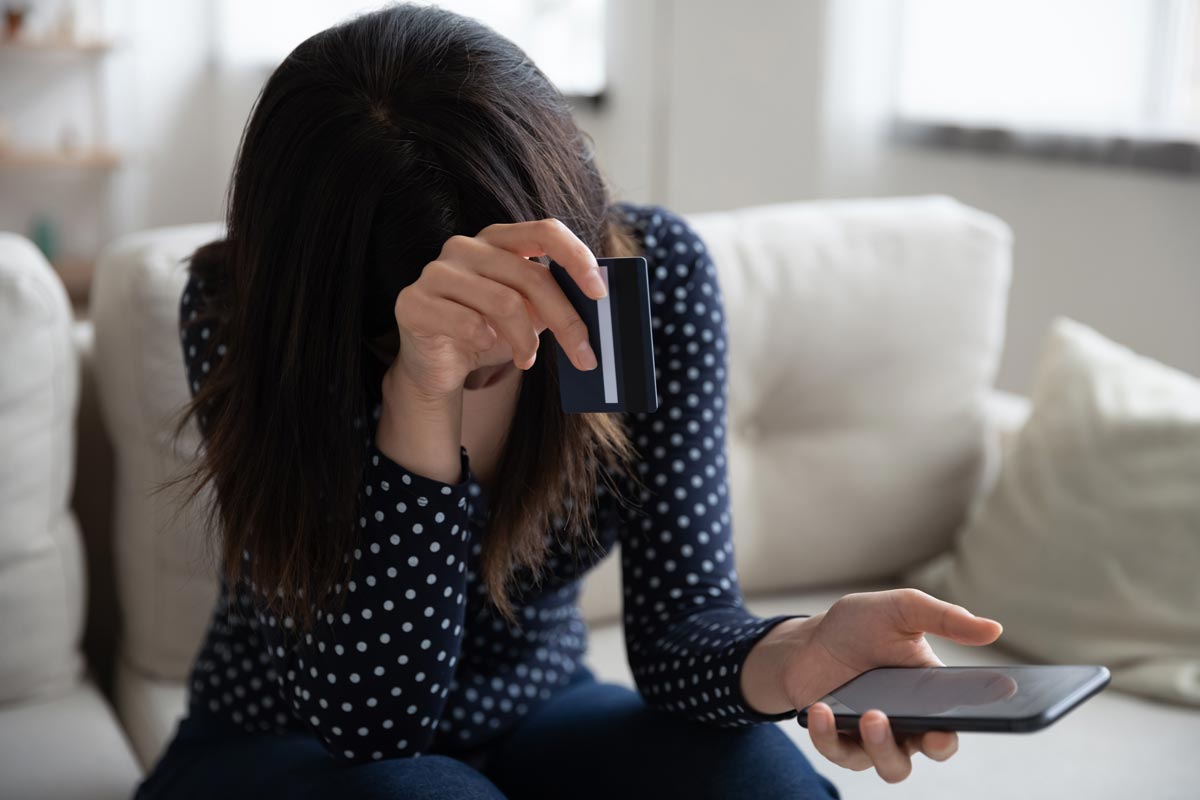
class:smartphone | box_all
[797,665,1111,734]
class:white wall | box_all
[116,0,222,232]
[4,0,1195,393]
[851,149,1200,393]
[587,0,1200,392]
[814,0,1200,392]
[575,0,829,213]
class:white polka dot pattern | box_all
[614,207,808,728]
[176,203,806,765]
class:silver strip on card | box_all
[596,266,618,403]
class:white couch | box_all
[2,197,1196,799]
[0,234,141,799]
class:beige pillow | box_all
[913,317,1200,706]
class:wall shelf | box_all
[0,37,115,54]
[0,148,121,170]
[4,28,120,309]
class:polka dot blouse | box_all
[179,202,807,764]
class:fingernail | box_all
[589,269,608,297]
[865,718,887,744]
[809,708,828,732]
[575,340,598,370]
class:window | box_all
[895,0,1200,145]
[214,0,606,98]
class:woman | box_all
[135,5,1003,799]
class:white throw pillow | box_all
[913,318,1200,706]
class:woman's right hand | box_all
[387,218,608,401]
[377,218,604,484]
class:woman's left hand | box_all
[747,588,1003,783]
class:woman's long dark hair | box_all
[176,4,639,628]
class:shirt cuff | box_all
[729,613,812,723]
[366,443,472,503]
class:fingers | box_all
[806,703,873,772]
[419,262,541,369]
[809,704,960,784]
[394,293,497,353]
[857,711,913,784]
[891,588,1003,645]
[476,219,608,300]
[443,235,598,371]
[918,730,959,762]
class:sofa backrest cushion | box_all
[583,196,1011,619]
[91,225,223,680]
[690,196,1010,594]
[0,233,85,702]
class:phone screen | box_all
[822,666,1105,720]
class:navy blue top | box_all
[179,203,805,764]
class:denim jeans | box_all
[134,664,840,800]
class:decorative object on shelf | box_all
[0,2,108,50]
[29,214,60,264]
[52,0,76,42]
[3,3,28,40]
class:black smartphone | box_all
[797,665,1111,734]
[547,256,659,414]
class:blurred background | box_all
[1,0,1197,392]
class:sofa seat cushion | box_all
[0,678,141,799]
[588,587,1200,800]
[115,583,1200,796]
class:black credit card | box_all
[548,256,660,414]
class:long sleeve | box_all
[179,274,475,763]
[616,206,808,726]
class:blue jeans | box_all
[134,664,839,799]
